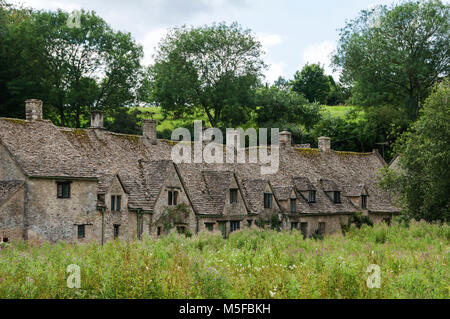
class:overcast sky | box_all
[10,0,400,83]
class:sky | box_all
[10,0,401,83]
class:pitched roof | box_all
[293,176,315,191]
[343,184,367,197]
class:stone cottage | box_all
[0,99,399,243]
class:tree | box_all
[149,22,266,127]
[292,63,330,104]
[333,1,449,120]
[379,79,450,222]
[0,5,143,127]
[255,85,322,130]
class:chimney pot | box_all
[318,136,331,152]
[142,119,157,142]
[25,99,43,121]
[90,111,104,129]
[279,130,292,146]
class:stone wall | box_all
[25,178,98,243]
[0,185,25,242]
[0,144,25,181]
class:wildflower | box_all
[269,290,276,297]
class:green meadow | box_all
[0,221,448,299]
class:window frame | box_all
[333,191,341,204]
[57,181,71,199]
[264,192,273,209]
[205,223,214,231]
[111,195,122,211]
[361,195,367,209]
[290,222,298,230]
[230,188,238,204]
[168,190,178,206]
[308,190,316,203]
[290,198,296,213]
[318,222,326,235]
[300,222,308,238]
[113,224,120,239]
[77,225,85,239]
[230,220,240,233]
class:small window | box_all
[205,223,214,231]
[308,190,316,203]
[168,190,178,206]
[300,222,308,238]
[57,182,71,198]
[361,195,367,209]
[2,237,9,243]
[290,199,296,213]
[230,221,240,233]
[264,193,273,209]
[291,222,298,230]
[77,225,85,239]
[230,189,238,204]
[333,191,341,204]
[157,226,162,236]
[111,195,122,211]
[177,226,185,234]
[318,222,325,235]
[113,225,120,239]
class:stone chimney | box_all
[25,99,43,121]
[279,131,292,147]
[142,119,157,142]
[90,111,104,129]
[318,136,331,152]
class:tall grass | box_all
[0,221,448,299]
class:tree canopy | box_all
[379,79,450,222]
[333,0,449,120]
[149,22,266,127]
[292,63,331,104]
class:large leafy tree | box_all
[149,22,266,127]
[333,1,449,120]
[379,79,450,222]
[291,63,331,104]
[0,4,143,127]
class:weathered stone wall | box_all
[287,214,350,237]
[0,144,25,181]
[0,185,25,242]
[25,178,98,243]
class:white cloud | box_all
[302,40,338,79]
[256,32,285,84]
[11,0,81,11]
[138,28,168,66]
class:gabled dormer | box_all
[293,176,317,204]
[344,184,369,210]
[320,178,342,204]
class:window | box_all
[111,195,121,211]
[361,195,368,209]
[230,189,238,204]
[290,199,296,213]
[157,226,162,236]
[113,225,120,239]
[291,222,298,230]
[300,222,308,238]
[333,191,341,204]
[247,220,252,228]
[308,190,316,203]
[177,226,185,234]
[205,223,214,231]
[2,237,9,243]
[264,193,273,209]
[383,217,391,226]
[168,190,178,206]
[230,221,240,233]
[77,225,85,239]
[318,222,325,235]
[57,182,71,198]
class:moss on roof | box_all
[295,148,321,157]
[3,118,28,125]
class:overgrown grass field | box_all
[0,221,448,299]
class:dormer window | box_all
[230,189,238,204]
[361,195,368,209]
[264,193,273,209]
[333,191,341,204]
[308,190,316,203]
[111,195,121,211]
[290,198,296,213]
[168,190,178,206]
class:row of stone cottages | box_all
[0,99,399,244]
